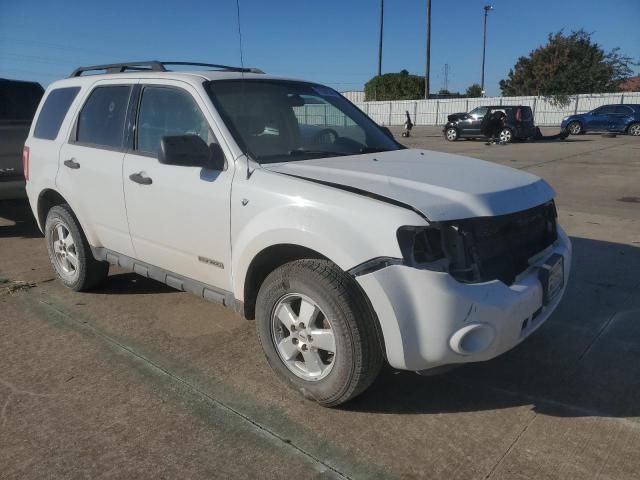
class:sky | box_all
[1,0,639,97]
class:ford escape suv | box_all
[25,61,571,406]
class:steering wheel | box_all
[311,128,339,145]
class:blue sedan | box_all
[561,104,640,136]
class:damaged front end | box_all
[397,201,558,286]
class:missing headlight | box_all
[397,226,446,266]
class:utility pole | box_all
[377,0,384,77]
[424,0,431,99]
[443,63,449,92]
[480,4,493,96]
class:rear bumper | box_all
[357,226,572,371]
[0,178,26,200]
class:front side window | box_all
[76,85,131,148]
[469,107,488,118]
[136,86,215,155]
[206,80,399,164]
[34,87,80,140]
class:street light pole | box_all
[377,0,384,77]
[480,4,493,96]
[424,0,431,99]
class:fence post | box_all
[574,95,579,114]
[435,100,440,126]
[532,97,537,123]
[621,93,625,104]
[499,97,503,106]
[324,104,328,127]
[388,102,392,125]
[413,101,418,125]
[466,99,469,112]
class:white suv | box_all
[24,61,571,406]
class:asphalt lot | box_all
[1,127,639,479]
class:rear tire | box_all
[499,127,513,144]
[255,259,383,407]
[567,121,582,135]
[627,122,640,136]
[45,204,109,291]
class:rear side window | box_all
[33,87,80,140]
[76,85,132,148]
[614,105,633,115]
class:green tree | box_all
[364,70,424,101]
[500,30,635,97]
[465,83,482,97]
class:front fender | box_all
[230,168,426,301]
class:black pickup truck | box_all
[443,105,537,143]
[0,78,44,199]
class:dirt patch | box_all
[617,197,640,203]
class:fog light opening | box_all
[450,323,496,356]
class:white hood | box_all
[262,149,555,221]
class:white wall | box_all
[339,92,640,126]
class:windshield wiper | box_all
[288,149,351,157]
[359,146,394,154]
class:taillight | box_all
[22,146,29,181]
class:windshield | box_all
[206,80,400,164]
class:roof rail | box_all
[69,61,264,77]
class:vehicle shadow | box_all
[0,199,42,238]
[98,272,178,295]
[345,236,640,420]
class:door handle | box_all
[129,172,153,185]
[63,158,80,169]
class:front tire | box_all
[45,204,109,291]
[255,259,383,407]
[627,122,640,136]
[445,127,458,141]
[567,121,582,135]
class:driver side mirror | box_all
[158,135,226,171]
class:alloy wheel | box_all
[499,128,512,143]
[271,293,336,381]
[628,124,640,136]
[50,221,80,280]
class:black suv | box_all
[443,105,537,143]
[0,78,44,199]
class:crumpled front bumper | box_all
[357,226,572,372]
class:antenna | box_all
[235,0,245,69]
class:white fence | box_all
[341,91,640,127]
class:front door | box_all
[122,81,233,291]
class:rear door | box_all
[122,80,233,291]
[612,105,634,132]
[56,80,136,256]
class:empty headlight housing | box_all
[397,226,446,266]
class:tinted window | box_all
[0,80,44,122]
[614,105,633,115]
[33,87,80,140]
[77,86,131,148]
[136,86,214,154]
[470,107,488,117]
[593,105,616,115]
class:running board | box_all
[91,247,243,315]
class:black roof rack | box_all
[69,61,264,77]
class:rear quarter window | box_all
[33,87,81,140]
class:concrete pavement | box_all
[1,130,639,479]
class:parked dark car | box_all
[0,78,44,199]
[443,105,537,143]
[561,104,640,136]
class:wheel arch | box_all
[37,189,69,232]
[242,244,328,320]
